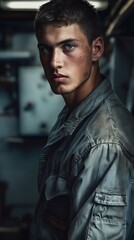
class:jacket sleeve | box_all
[68,143,134,240]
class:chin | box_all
[51,86,67,95]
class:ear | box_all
[92,37,104,62]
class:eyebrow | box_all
[37,38,79,48]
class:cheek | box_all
[69,53,92,76]
[39,54,45,67]
[40,56,50,72]
[40,54,46,65]
[71,53,86,64]
[70,48,92,65]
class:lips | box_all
[54,73,67,77]
[52,73,68,82]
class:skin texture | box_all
[37,23,104,111]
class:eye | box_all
[63,43,76,52]
[38,45,52,54]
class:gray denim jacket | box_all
[32,78,134,240]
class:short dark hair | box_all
[34,0,102,43]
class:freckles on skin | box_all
[37,24,95,98]
[69,45,91,65]
[70,47,92,78]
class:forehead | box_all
[37,23,89,45]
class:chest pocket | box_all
[87,191,127,240]
[93,192,126,221]
[42,175,70,231]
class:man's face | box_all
[37,23,95,96]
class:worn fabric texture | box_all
[32,78,134,240]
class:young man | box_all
[32,0,134,239]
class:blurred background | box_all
[0,0,134,239]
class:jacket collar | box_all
[47,77,113,146]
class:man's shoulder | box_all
[85,92,134,159]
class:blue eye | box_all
[64,43,75,51]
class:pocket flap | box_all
[45,175,69,201]
[94,192,126,206]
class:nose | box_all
[50,48,63,69]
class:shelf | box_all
[0,77,16,85]
[0,51,33,61]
